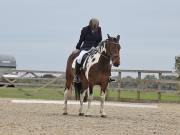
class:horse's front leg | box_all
[100,82,108,117]
[79,90,87,116]
[100,90,106,117]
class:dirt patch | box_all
[0,99,180,135]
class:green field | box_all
[0,87,180,102]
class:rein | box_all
[96,50,110,60]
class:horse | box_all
[63,34,121,117]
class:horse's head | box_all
[105,34,121,67]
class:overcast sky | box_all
[0,0,180,71]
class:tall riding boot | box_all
[74,61,81,83]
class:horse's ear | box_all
[117,35,120,41]
[107,34,111,39]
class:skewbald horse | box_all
[63,34,121,117]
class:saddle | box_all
[80,48,98,71]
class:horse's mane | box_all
[98,40,106,47]
[96,40,107,53]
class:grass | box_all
[140,91,159,100]
[0,87,64,100]
[161,92,180,101]
[0,87,180,102]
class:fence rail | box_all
[109,69,180,101]
[0,69,180,102]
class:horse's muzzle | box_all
[112,55,120,67]
[113,63,120,67]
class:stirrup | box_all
[108,77,115,82]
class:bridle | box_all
[96,40,120,60]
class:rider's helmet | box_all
[89,18,99,31]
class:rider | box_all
[74,18,102,82]
[74,18,115,82]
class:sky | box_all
[0,0,180,71]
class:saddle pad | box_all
[72,47,105,80]
[83,49,101,79]
[72,49,96,69]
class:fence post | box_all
[158,72,162,101]
[158,91,161,101]
[117,72,122,100]
[177,82,180,101]
[137,72,141,100]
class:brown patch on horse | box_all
[65,50,80,90]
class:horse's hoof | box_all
[101,115,107,118]
[79,113,84,116]
[85,114,92,117]
[85,112,92,117]
[85,113,92,117]
[62,112,68,115]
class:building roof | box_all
[0,54,16,68]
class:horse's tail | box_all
[84,92,88,102]
[65,50,80,93]
[74,82,81,100]
[74,82,88,102]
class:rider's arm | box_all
[76,27,87,50]
[96,27,102,46]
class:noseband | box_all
[107,40,120,59]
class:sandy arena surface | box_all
[0,99,180,135]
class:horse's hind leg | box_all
[63,78,73,115]
[63,88,69,115]
[85,84,93,116]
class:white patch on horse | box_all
[72,57,78,69]
[83,43,106,80]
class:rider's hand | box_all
[75,49,80,52]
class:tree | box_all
[175,56,180,79]
[144,75,157,80]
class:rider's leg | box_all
[76,50,88,64]
[74,60,81,82]
[74,50,88,82]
